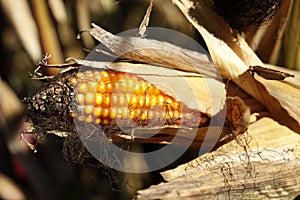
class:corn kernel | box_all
[76,72,84,79]
[112,94,126,107]
[103,95,111,107]
[157,95,165,105]
[110,73,121,82]
[78,115,85,122]
[110,108,116,119]
[95,93,103,106]
[85,70,93,77]
[78,83,88,93]
[150,96,157,107]
[93,107,102,117]
[141,110,148,120]
[84,105,94,115]
[129,109,141,119]
[102,119,109,125]
[88,81,97,92]
[102,108,110,118]
[106,82,114,93]
[69,77,78,86]
[85,92,95,105]
[173,110,180,119]
[101,71,110,82]
[95,118,101,124]
[76,93,85,105]
[97,82,106,93]
[86,115,93,123]
[129,94,138,108]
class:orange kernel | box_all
[95,93,103,106]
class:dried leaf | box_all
[173,0,300,133]
[88,23,219,78]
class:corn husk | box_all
[173,0,300,133]
[136,117,300,199]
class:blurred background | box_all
[0,0,299,199]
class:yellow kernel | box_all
[102,108,110,118]
[85,70,93,77]
[126,78,136,92]
[173,110,180,119]
[148,86,160,95]
[93,71,101,79]
[69,77,78,86]
[141,110,148,120]
[130,109,142,119]
[149,96,157,107]
[85,115,93,123]
[101,71,110,82]
[118,107,128,118]
[165,96,173,105]
[119,94,127,107]
[129,94,138,108]
[70,112,77,118]
[114,108,123,119]
[78,83,88,93]
[76,93,85,105]
[110,108,116,119]
[106,82,114,93]
[77,115,85,122]
[145,96,151,107]
[93,107,102,117]
[138,95,150,108]
[97,81,106,93]
[95,93,103,106]
[103,95,111,107]
[171,102,180,110]
[84,105,94,115]
[129,110,137,119]
[85,92,95,105]
[157,95,164,105]
[111,94,118,106]
[88,81,97,92]
[118,81,127,91]
[95,118,101,124]
[76,72,84,79]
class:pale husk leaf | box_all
[173,0,300,132]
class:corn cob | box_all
[23,67,209,129]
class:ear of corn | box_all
[24,67,209,128]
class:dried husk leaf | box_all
[161,117,300,181]
[88,23,219,78]
[173,0,300,133]
[134,117,300,199]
